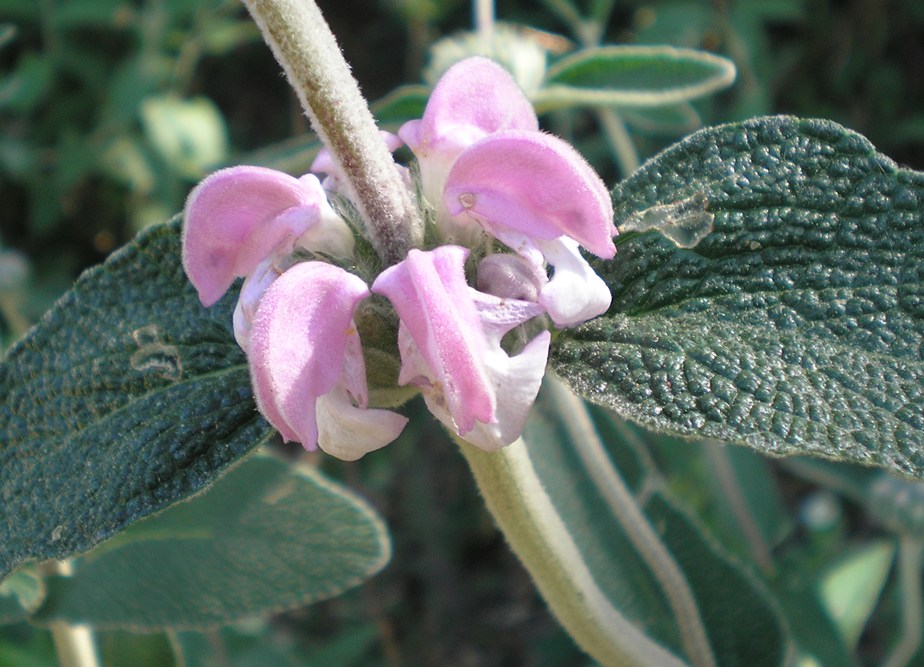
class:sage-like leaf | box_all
[535,45,736,111]
[0,219,272,581]
[554,116,924,478]
[32,455,390,629]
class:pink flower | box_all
[249,261,407,460]
[399,57,616,327]
[372,246,550,450]
[399,56,538,245]
[181,57,617,458]
[182,166,407,458]
[182,166,353,308]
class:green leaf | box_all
[461,378,787,666]
[535,46,736,111]
[553,116,924,477]
[32,454,390,629]
[771,568,860,667]
[619,103,702,136]
[139,95,229,179]
[0,219,273,581]
[649,434,792,569]
[0,567,44,624]
[372,85,430,125]
[820,541,895,648]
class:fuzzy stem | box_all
[546,379,717,667]
[474,0,494,48]
[241,0,422,265]
[459,433,688,666]
[597,108,641,177]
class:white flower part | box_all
[464,289,550,450]
[535,236,612,327]
[459,329,550,450]
[315,385,409,461]
[313,321,409,461]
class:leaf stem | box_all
[241,0,423,265]
[597,108,641,177]
[48,561,100,667]
[458,433,688,666]
[546,378,717,667]
[474,0,494,49]
[704,441,775,575]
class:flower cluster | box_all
[182,57,615,460]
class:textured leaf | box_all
[553,116,924,477]
[32,455,390,629]
[536,46,736,111]
[0,219,273,581]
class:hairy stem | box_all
[241,0,422,265]
[546,378,717,667]
[597,108,641,177]
[474,0,494,48]
[460,435,687,667]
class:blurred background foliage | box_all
[2,0,924,665]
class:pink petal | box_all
[403,287,549,451]
[398,57,538,160]
[371,246,494,434]
[443,130,616,259]
[248,261,370,448]
[182,166,325,306]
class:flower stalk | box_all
[241,0,422,265]
[459,430,689,667]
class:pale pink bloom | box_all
[400,58,616,328]
[444,130,615,326]
[399,57,538,244]
[248,261,407,459]
[372,246,549,451]
[182,166,353,307]
[183,166,406,458]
